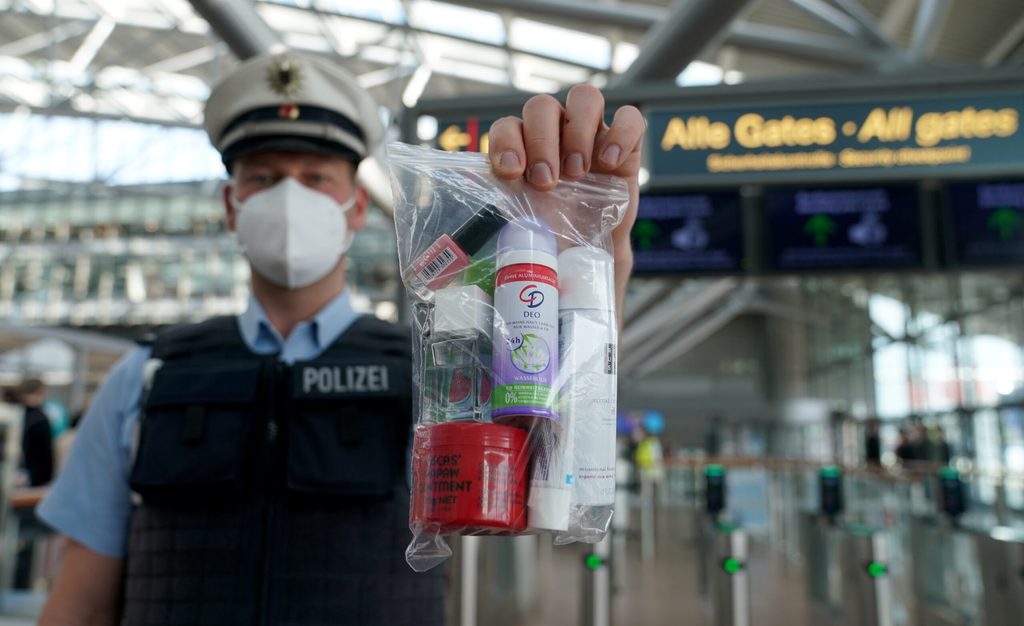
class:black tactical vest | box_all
[121,315,445,626]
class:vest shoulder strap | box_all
[331,315,411,358]
[139,314,411,362]
[141,316,247,361]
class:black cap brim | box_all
[222,135,361,170]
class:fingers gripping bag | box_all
[386,142,626,572]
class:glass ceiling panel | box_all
[358,46,418,68]
[155,0,209,32]
[257,4,324,35]
[96,122,224,184]
[416,34,509,70]
[1,0,635,120]
[0,113,223,188]
[0,77,49,107]
[284,33,335,53]
[432,58,509,86]
[508,18,611,70]
[151,72,210,101]
[311,0,406,25]
[408,1,505,45]
[512,54,593,89]
[0,57,34,81]
[613,42,639,74]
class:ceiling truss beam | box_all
[878,0,918,38]
[288,4,609,72]
[629,287,756,378]
[828,0,894,49]
[620,278,738,372]
[441,0,663,31]
[984,12,1024,66]
[0,19,94,57]
[788,0,865,40]
[909,0,953,61]
[623,278,678,327]
[614,0,755,85]
[142,43,219,75]
[187,0,284,59]
[68,14,116,74]
[727,21,885,67]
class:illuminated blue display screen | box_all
[631,192,743,273]
[948,181,1024,266]
[765,186,922,270]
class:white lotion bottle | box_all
[527,416,575,531]
[556,247,617,541]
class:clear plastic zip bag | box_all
[387,142,627,572]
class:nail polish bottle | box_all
[405,204,509,301]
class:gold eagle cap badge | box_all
[266,55,304,100]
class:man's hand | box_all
[487,85,644,319]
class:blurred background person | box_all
[927,426,953,465]
[16,378,54,488]
[896,428,916,465]
[865,419,882,467]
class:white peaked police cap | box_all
[203,50,383,168]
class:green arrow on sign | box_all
[632,219,662,251]
[987,207,1023,241]
[804,214,837,247]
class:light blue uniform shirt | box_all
[37,291,361,558]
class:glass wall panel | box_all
[802,271,1024,511]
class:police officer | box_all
[37,50,643,626]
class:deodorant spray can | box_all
[491,219,559,422]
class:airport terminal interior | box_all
[2,0,1024,625]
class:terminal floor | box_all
[0,514,815,626]
[521,517,813,626]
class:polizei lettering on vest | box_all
[302,365,390,394]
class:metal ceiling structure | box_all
[612,0,755,85]
[2,0,1024,373]
[2,0,1022,128]
[188,0,285,59]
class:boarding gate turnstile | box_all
[909,468,980,626]
[695,465,751,626]
[697,465,728,599]
[802,466,894,626]
[706,522,751,626]
[802,515,894,626]
[837,526,894,626]
[973,527,1024,626]
[909,516,976,626]
[579,533,612,626]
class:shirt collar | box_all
[237,289,360,353]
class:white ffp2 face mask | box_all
[233,177,356,289]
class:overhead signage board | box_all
[650,92,1024,184]
[947,180,1024,266]
[433,113,615,154]
[434,116,497,153]
[631,192,743,273]
[765,186,922,270]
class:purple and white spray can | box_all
[491,219,559,422]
